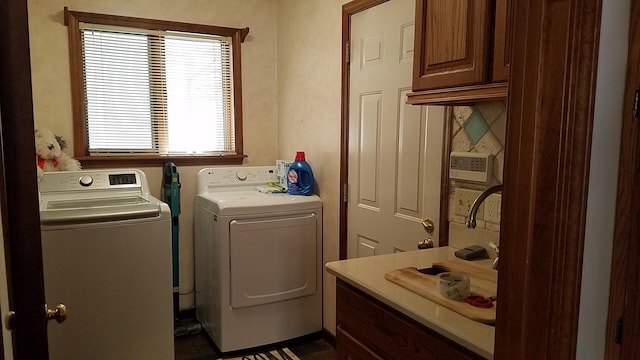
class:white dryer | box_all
[194,166,322,352]
[39,169,174,360]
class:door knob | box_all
[422,218,435,233]
[417,238,434,249]
[5,311,15,330]
[4,303,68,330]
[45,303,67,323]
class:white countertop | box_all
[325,247,495,359]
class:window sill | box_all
[75,154,246,168]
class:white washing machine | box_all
[39,169,174,360]
[194,166,323,352]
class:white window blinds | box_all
[80,23,235,155]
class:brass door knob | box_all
[45,303,67,323]
[417,238,434,249]
[5,311,15,330]
[422,218,435,233]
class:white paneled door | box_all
[348,0,445,257]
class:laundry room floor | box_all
[174,312,336,360]
[175,332,336,360]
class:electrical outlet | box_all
[484,194,502,223]
[454,188,484,219]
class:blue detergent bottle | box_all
[287,151,314,195]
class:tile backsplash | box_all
[448,101,506,235]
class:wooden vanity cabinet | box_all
[336,279,484,360]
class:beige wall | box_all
[276,0,348,335]
[28,0,348,334]
[27,0,280,310]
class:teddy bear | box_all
[35,128,81,181]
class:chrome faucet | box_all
[489,241,499,270]
[466,185,502,229]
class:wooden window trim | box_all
[64,8,249,167]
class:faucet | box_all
[489,241,499,270]
[466,185,502,229]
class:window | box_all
[65,8,248,165]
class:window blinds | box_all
[80,23,235,155]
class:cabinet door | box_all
[336,326,384,360]
[413,0,491,90]
[492,0,511,82]
[336,280,484,359]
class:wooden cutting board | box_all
[384,260,497,325]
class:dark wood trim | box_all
[491,0,511,82]
[438,107,452,247]
[0,0,49,357]
[76,154,246,168]
[65,9,88,157]
[231,27,245,158]
[340,0,389,260]
[605,1,640,358]
[321,329,336,349]
[495,0,602,358]
[64,8,249,39]
[64,8,247,162]
[406,83,508,106]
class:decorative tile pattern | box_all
[453,106,473,126]
[493,151,504,183]
[451,129,472,152]
[475,130,503,156]
[476,101,506,126]
[463,111,489,144]
[448,101,507,232]
[490,110,507,145]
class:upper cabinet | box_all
[492,0,511,82]
[408,0,510,105]
[412,0,491,90]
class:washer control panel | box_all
[39,169,146,193]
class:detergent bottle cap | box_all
[295,151,306,161]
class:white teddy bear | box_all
[35,128,81,181]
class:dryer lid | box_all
[196,191,322,215]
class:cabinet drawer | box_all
[336,280,484,359]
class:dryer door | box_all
[229,213,318,308]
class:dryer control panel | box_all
[197,167,278,193]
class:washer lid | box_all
[196,191,322,215]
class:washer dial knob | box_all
[79,175,93,187]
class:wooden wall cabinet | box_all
[336,279,484,360]
[492,0,511,82]
[412,0,491,90]
[408,0,510,105]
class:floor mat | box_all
[217,347,300,360]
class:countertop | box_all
[325,247,495,359]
